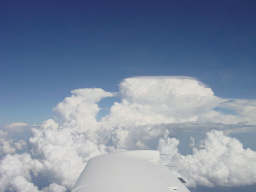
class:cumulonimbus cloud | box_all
[0,76,256,191]
[101,76,225,126]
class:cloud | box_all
[0,130,8,136]
[0,76,256,191]
[15,140,27,150]
[6,122,29,128]
[5,122,29,133]
[0,153,44,191]
[0,138,16,155]
[0,137,26,156]
[0,124,28,156]
[101,76,225,126]
[158,130,256,188]
[27,118,108,190]
[9,176,40,192]
[53,88,113,132]
[42,183,67,192]
[219,99,256,124]
[100,76,256,126]
[189,137,195,148]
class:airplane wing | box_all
[72,150,190,192]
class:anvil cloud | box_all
[1,76,256,191]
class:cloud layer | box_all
[1,76,256,191]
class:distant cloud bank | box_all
[1,76,256,191]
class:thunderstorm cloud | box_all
[1,76,256,191]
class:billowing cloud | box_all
[29,120,106,190]
[158,130,256,188]
[101,76,225,126]
[0,76,256,191]
[0,153,44,191]
[53,88,113,132]
[0,138,27,156]
[0,138,16,155]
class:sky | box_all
[0,0,256,192]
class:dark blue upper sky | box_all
[1,0,256,124]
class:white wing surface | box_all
[72,150,190,192]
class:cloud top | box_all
[53,88,113,132]
[102,76,225,126]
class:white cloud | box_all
[158,130,256,188]
[189,137,195,148]
[6,122,29,128]
[42,183,67,192]
[5,122,29,133]
[100,77,256,126]
[15,140,27,150]
[0,153,44,191]
[0,76,256,191]
[28,120,107,190]
[0,138,16,155]
[219,99,256,124]
[0,130,8,136]
[9,176,40,192]
[101,76,226,126]
[53,88,113,132]
[0,138,26,156]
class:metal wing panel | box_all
[72,150,190,192]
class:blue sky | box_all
[1,0,255,125]
[1,1,256,191]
